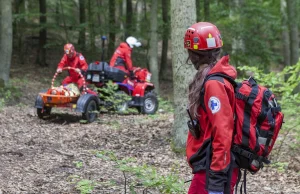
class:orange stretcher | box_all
[39,67,86,107]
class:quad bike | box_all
[85,61,159,114]
[34,67,101,123]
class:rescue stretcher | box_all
[34,67,100,123]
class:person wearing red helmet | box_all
[184,22,239,194]
[56,43,88,89]
[109,36,142,78]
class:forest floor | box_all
[0,52,299,194]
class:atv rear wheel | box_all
[138,92,158,114]
[37,107,52,119]
[82,99,98,123]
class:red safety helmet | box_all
[184,22,223,51]
[64,43,76,58]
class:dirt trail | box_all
[0,64,299,194]
[0,104,299,193]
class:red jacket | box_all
[57,52,88,78]
[109,42,133,71]
[186,55,237,192]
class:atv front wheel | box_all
[138,92,158,114]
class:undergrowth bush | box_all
[158,97,174,113]
[0,85,22,109]
[96,80,134,114]
[90,150,185,194]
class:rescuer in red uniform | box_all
[56,43,88,89]
[109,36,142,77]
[184,22,239,194]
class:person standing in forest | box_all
[184,22,239,194]
[109,36,142,78]
[56,43,88,90]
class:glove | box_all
[129,70,135,79]
[80,69,86,76]
[56,68,62,73]
[208,191,223,194]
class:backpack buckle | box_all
[267,131,274,137]
[271,106,281,114]
[248,77,257,86]
[232,145,238,152]
[232,145,243,155]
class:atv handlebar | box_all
[51,67,87,94]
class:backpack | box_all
[201,73,284,173]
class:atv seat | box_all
[86,61,127,83]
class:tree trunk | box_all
[287,0,300,91]
[125,0,132,37]
[60,0,69,42]
[88,0,95,51]
[160,0,170,80]
[143,0,147,22]
[55,0,59,25]
[96,0,102,26]
[136,0,143,33]
[0,0,13,87]
[287,0,299,65]
[78,0,86,51]
[171,0,196,148]
[108,0,116,58]
[204,0,209,21]
[230,0,245,67]
[14,0,25,64]
[281,0,290,67]
[119,0,126,40]
[196,0,201,22]
[13,0,21,38]
[148,0,159,94]
[37,0,47,67]
[24,0,29,22]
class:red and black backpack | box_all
[201,73,284,173]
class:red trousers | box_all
[114,65,129,74]
[188,168,239,194]
[62,76,84,89]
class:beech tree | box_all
[0,0,13,87]
[171,0,196,147]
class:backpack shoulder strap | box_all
[206,73,237,87]
[200,73,237,112]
